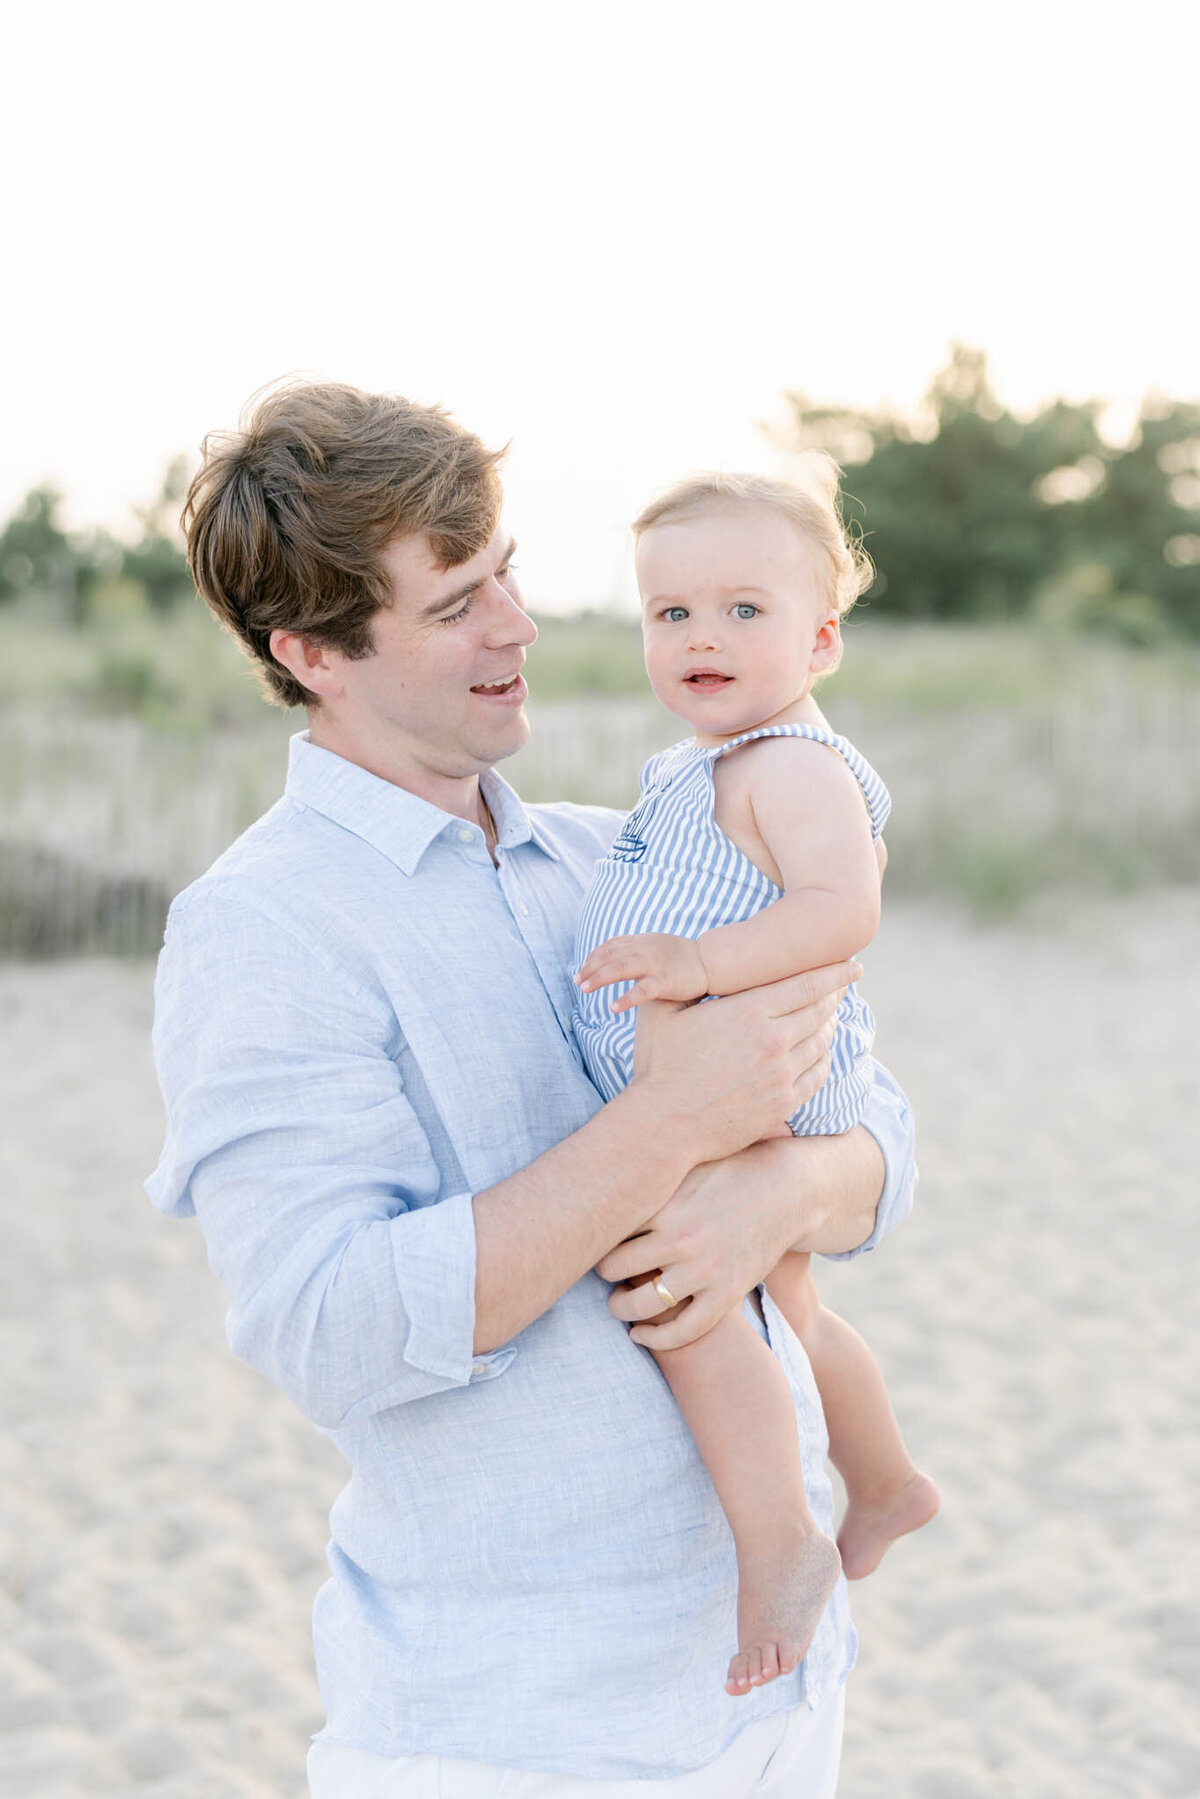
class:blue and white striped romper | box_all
[573,723,891,1136]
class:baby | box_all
[572,463,939,1698]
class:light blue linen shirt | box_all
[147,732,917,1779]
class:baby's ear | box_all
[810,613,843,675]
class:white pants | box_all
[306,1691,844,1798]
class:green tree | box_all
[0,486,75,608]
[781,345,1200,636]
[0,466,192,624]
[1074,399,1200,637]
[120,455,193,614]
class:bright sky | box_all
[5,0,1197,612]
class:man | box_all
[148,381,916,1797]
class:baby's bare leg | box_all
[766,1252,939,1580]
[652,1308,841,1697]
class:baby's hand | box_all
[575,932,708,1012]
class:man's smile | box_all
[470,672,528,700]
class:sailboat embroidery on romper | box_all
[609,787,664,862]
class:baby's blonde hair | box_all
[632,454,873,620]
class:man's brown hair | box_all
[183,382,506,707]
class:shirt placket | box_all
[495,849,583,1059]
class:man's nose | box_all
[483,581,538,647]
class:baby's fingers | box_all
[576,943,615,980]
[578,933,636,972]
[576,956,632,993]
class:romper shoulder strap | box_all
[710,724,891,840]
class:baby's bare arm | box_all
[576,740,882,1010]
[696,738,881,996]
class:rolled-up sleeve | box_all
[147,887,510,1428]
[820,1056,918,1261]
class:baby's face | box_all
[637,503,840,739]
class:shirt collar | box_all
[285,733,559,875]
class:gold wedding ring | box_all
[652,1276,679,1309]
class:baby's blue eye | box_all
[663,606,689,623]
[734,603,759,620]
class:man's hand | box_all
[472,957,855,1353]
[597,1141,798,1348]
[628,960,856,1170]
[575,931,708,1011]
[596,1127,887,1351]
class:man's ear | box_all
[268,629,344,701]
[810,613,843,676]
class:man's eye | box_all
[734,603,759,620]
[441,596,474,624]
[663,607,689,623]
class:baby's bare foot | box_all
[725,1529,841,1698]
[837,1471,940,1581]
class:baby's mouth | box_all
[684,672,733,688]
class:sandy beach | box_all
[2,889,1197,1797]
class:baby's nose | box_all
[687,622,721,651]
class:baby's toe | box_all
[725,1652,752,1696]
[759,1642,781,1684]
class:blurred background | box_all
[2,3,1198,1797]
[5,338,1199,948]
[4,1,1200,949]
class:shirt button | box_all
[518,901,530,917]
[456,828,473,843]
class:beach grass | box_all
[3,604,1198,952]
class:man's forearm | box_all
[593,1124,887,1352]
[473,960,856,1353]
[471,1083,695,1353]
[780,1124,886,1257]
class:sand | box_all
[1,890,1198,1796]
